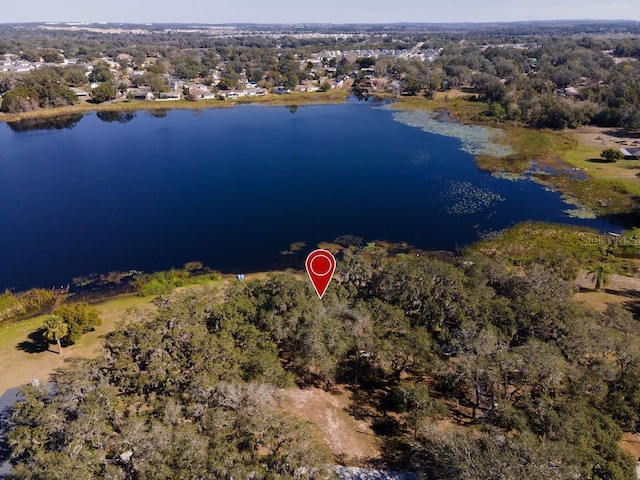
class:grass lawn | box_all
[0,294,154,395]
[559,142,640,195]
[0,272,281,396]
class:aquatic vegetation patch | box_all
[389,109,512,158]
[442,180,505,215]
[563,195,597,219]
[564,206,597,219]
[406,148,431,166]
[492,172,527,182]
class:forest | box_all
[5,239,640,479]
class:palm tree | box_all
[44,315,68,354]
[587,264,612,291]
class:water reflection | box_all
[96,111,136,123]
[7,113,84,132]
[148,110,168,118]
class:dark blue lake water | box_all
[0,99,619,290]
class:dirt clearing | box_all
[282,386,381,464]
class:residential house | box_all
[189,89,216,100]
[620,147,640,159]
[156,91,181,101]
[70,87,90,97]
[187,83,209,92]
[295,83,320,93]
[243,87,267,96]
[127,87,154,101]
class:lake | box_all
[0,99,619,290]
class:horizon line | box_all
[2,19,639,26]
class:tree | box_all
[587,264,612,291]
[397,382,446,438]
[88,62,113,83]
[91,82,116,103]
[0,86,38,113]
[622,108,640,132]
[0,67,78,113]
[62,66,89,87]
[8,286,333,479]
[486,102,506,119]
[472,73,507,103]
[216,76,237,90]
[600,148,623,162]
[54,303,101,343]
[42,51,63,63]
[133,72,168,94]
[369,300,432,381]
[44,315,68,354]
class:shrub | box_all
[133,268,221,297]
[0,289,55,323]
[601,148,624,162]
[54,303,101,343]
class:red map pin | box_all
[305,249,336,299]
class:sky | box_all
[2,0,639,24]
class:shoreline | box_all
[0,89,351,123]
[388,95,640,221]
[1,222,639,385]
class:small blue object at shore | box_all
[237,274,245,281]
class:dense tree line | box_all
[7,246,640,479]
[1,24,639,126]
[352,36,640,131]
[0,67,79,113]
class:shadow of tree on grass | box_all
[16,328,53,354]
[586,158,617,163]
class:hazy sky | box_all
[3,0,639,24]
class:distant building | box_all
[156,91,181,101]
[117,53,134,63]
[70,87,90,97]
[127,87,154,101]
[189,89,216,100]
[619,147,640,159]
[295,82,320,93]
